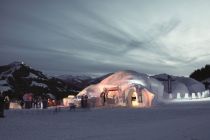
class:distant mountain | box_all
[87,73,113,85]
[57,75,92,91]
[0,62,70,99]
[57,73,113,91]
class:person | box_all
[42,97,48,109]
[4,96,10,110]
[33,97,38,109]
[100,89,107,106]
[84,95,88,108]
[100,92,105,106]
[20,99,24,109]
[0,93,5,118]
[81,96,84,108]
[69,101,76,111]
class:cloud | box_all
[1,0,210,76]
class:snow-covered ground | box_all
[1,102,210,140]
[163,97,210,104]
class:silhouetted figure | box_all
[33,98,38,108]
[42,97,48,109]
[81,96,84,108]
[136,86,143,103]
[69,103,76,111]
[0,93,5,118]
[54,99,61,112]
[84,95,88,108]
[4,96,10,110]
[103,93,106,106]
[156,75,175,94]
[20,100,24,109]
[23,93,33,109]
[100,89,107,106]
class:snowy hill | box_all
[57,73,113,91]
[88,73,113,85]
[58,75,92,84]
[0,62,70,99]
[0,62,113,99]
[57,74,93,92]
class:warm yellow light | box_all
[132,100,139,107]
[131,92,139,107]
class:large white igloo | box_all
[78,70,164,108]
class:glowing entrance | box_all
[100,87,120,106]
[131,92,139,107]
[126,86,155,108]
[126,88,140,107]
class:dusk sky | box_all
[1,0,210,76]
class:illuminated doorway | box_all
[127,88,139,107]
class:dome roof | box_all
[153,74,205,95]
[78,70,164,99]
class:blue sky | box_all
[1,0,210,76]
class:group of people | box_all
[80,95,88,108]
[33,97,48,109]
[21,96,48,109]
